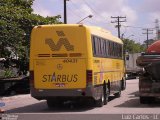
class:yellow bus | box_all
[30,24,125,107]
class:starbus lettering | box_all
[42,73,78,82]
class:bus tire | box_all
[103,83,109,105]
[96,84,109,107]
[121,79,126,90]
[96,92,104,107]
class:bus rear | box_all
[30,24,93,103]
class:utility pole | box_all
[111,16,126,38]
[64,0,68,24]
[142,28,153,48]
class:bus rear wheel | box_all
[103,83,109,105]
[121,79,126,90]
[96,84,109,107]
[96,91,104,107]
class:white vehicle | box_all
[125,53,141,79]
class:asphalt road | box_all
[1,79,160,120]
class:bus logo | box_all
[45,38,74,51]
[57,64,63,70]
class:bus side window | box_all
[92,36,96,56]
[103,40,107,57]
[97,37,100,56]
[110,41,114,57]
[117,44,120,57]
[95,37,100,56]
[92,36,100,57]
[120,45,123,58]
[101,39,105,57]
[105,40,108,57]
[92,35,123,59]
[113,42,115,57]
[108,41,111,57]
[115,43,118,58]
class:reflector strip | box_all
[38,54,50,57]
[52,53,68,57]
[69,53,82,57]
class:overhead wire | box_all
[122,25,156,29]
[68,0,83,17]
[67,5,82,19]
[67,1,92,24]
[70,0,82,12]
[67,0,115,28]
[80,1,156,43]
[82,0,113,26]
[68,0,99,24]
[67,0,156,41]
[83,0,106,20]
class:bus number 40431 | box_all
[63,59,77,63]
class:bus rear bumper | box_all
[30,86,97,100]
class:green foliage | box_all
[123,39,145,53]
[0,0,61,77]
[0,0,61,59]
[3,68,15,78]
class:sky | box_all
[32,0,160,44]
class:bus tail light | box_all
[86,70,93,85]
[30,71,34,87]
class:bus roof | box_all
[34,24,123,44]
[86,26,123,44]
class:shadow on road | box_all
[7,100,96,113]
[115,91,160,108]
[128,91,139,98]
[6,96,119,113]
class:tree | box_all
[0,0,61,75]
[0,0,61,59]
[123,38,145,53]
